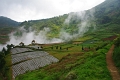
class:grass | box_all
[0,27,16,44]
[74,52,111,80]
[113,46,120,72]
[75,36,93,42]
[43,43,82,59]
[4,53,12,80]
[15,41,112,80]
[0,75,3,80]
[8,29,116,80]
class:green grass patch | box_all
[43,43,82,59]
[4,54,12,80]
[113,46,120,72]
[75,36,93,42]
[74,53,111,80]
[15,43,112,80]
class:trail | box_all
[106,45,120,80]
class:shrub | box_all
[65,71,77,80]
[113,47,120,67]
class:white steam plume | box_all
[7,27,63,45]
[60,9,95,41]
[0,9,95,50]
[0,27,63,50]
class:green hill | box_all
[1,0,120,43]
[95,0,120,26]
[1,0,120,80]
[0,16,20,27]
[19,0,120,39]
[0,16,19,44]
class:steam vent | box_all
[11,47,59,79]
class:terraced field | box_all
[11,47,59,79]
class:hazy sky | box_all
[0,0,105,22]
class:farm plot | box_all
[11,48,59,79]
[11,48,33,54]
[11,51,49,64]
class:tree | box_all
[82,46,84,51]
[114,36,120,47]
[19,42,24,46]
[2,47,6,55]
[10,44,14,48]
[6,44,11,54]
[0,53,6,71]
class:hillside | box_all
[0,16,19,44]
[95,0,120,25]
[1,0,120,43]
[20,14,68,38]
[19,0,120,40]
[0,16,20,27]
[1,0,120,80]
[95,0,120,22]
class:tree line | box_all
[0,44,14,79]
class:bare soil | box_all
[103,35,117,41]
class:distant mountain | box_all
[0,16,20,27]
[94,0,120,24]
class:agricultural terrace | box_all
[15,34,117,80]
[10,47,59,79]
[3,33,117,80]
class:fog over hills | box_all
[0,0,120,80]
[0,0,120,50]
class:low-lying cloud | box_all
[0,27,63,50]
[0,9,96,51]
[8,27,63,45]
[60,9,96,41]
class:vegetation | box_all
[0,0,120,44]
[0,16,19,27]
[0,0,120,79]
[113,36,120,72]
[15,41,112,80]
[16,0,120,40]
[0,16,19,44]
[0,27,17,44]
[0,44,14,80]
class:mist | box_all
[60,9,95,41]
[0,27,63,50]
[8,27,63,44]
[0,9,96,51]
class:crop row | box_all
[12,51,48,64]
[12,55,59,78]
[11,48,33,54]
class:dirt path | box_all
[106,45,120,80]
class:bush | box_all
[65,71,77,80]
[114,36,120,47]
[113,47,120,67]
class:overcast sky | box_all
[0,0,105,22]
